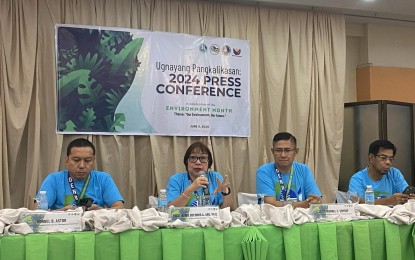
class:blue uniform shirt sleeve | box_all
[349,169,367,199]
[256,163,277,197]
[303,168,322,198]
[391,167,409,193]
[99,172,124,207]
[166,173,184,203]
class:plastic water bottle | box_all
[37,191,49,210]
[158,189,168,212]
[365,185,375,205]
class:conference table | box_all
[0,219,414,260]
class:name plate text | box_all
[18,211,82,233]
[169,206,220,221]
[309,203,356,221]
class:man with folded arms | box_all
[349,140,415,205]
[35,138,124,211]
[256,132,322,208]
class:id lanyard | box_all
[275,166,294,201]
[68,172,91,206]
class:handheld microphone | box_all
[198,171,210,195]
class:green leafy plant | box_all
[57,27,143,132]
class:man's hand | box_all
[292,194,321,209]
[109,200,125,209]
[85,200,124,210]
[385,193,409,205]
[307,194,322,204]
[86,204,102,211]
[373,193,410,206]
[293,200,310,209]
[56,205,77,211]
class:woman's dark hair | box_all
[183,142,213,169]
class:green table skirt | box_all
[1,219,414,260]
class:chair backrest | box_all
[149,195,158,208]
[237,192,259,207]
[335,190,349,203]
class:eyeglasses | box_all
[188,156,209,163]
[375,155,395,163]
[272,148,297,154]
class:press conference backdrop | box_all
[55,24,250,137]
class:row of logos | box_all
[199,43,242,56]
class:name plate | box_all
[169,206,220,222]
[309,203,356,221]
[18,211,82,233]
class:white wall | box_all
[344,23,415,103]
[368,24,415,68]
[345,35,360,103]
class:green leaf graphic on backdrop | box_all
[57,27,143,132]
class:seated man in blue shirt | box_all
[35,138,124,211]
[349,140,415,205]
[256,132,322,208]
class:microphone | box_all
[198,171,211,206]
[198,171,210,195]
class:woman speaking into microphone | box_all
[166,142,233,209]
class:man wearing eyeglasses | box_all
[256,132,322,208]
[166,142,233,209]
[349,140,414,205]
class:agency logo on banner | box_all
[56,24,250,136]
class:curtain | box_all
[0,0,345,209]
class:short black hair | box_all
[183,142,213,169]
[272,132,297,147]
[368,140,396,156]
[67,138,96,156]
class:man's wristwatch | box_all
[221,187,231,196]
